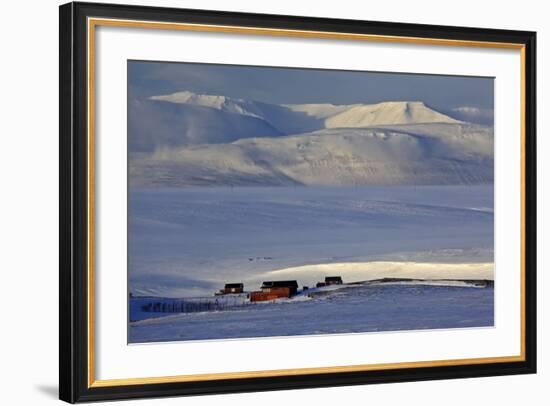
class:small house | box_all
[250,288,290,302]
[250,280,299,302]
[261,280,298,296]
[221,283,244,294]
[325,276,343,285]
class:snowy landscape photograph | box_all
[127,61,495,344]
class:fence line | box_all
[140,296,252,314]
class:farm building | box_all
[261,280,298,296]
[316,276,343,288]
[217,283,244,295]
[250,289,290,302]
[250,280,299,302]
[325,276,343,285]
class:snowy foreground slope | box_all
[129,92,493,187]
[129,284,494,343]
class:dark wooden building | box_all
[325,276,343,285]
[221,283,244,294]
[250,280,299,302]
[250,288,290,302]
[261,280,298,296]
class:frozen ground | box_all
[129,283,494,343]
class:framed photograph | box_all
[59,1,537,403]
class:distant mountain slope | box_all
[136,91,325,148]
[324,101,460,128]
[128,91,492,187]
[150,91,265,118]
[130,124,493,187]
[286,100,461,127]
[128,99,285,152]
[130,92,465,151]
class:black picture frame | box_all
[59,1,537,403]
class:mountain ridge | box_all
[129,91,493,187]
[130,125,493,187]
[147,91,462,136]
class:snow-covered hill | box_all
[130,91,325,151]
[321,101,459,128]
[130,124,493,187]
[128,98,285,152]
[129,91,493,186]
[150,91,264,118]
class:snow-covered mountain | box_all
[326,101,460,127]
[128,98,285,152]
[151,91,461,128]
[130,124,493,187]
[130,91,325,151]
[129,91,493,186]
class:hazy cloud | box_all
[449,106,494,125]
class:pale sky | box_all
[128,60,494,114]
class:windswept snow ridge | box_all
[262,261,494,289]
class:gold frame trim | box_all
[87,17,527,388]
